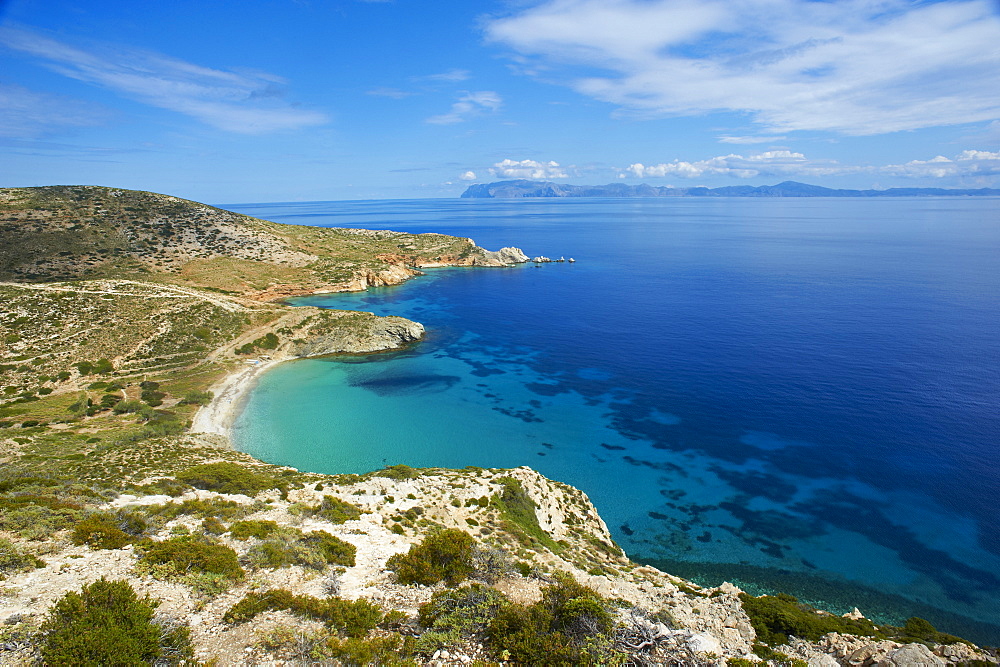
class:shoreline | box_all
[190,358,284,442]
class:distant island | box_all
[461,179,1000,199]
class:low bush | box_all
[492,477,559,552]
[417,583,511,654]
[488,574,618,664]
[202,516,226,534]
[739,593,879,646]
[326,635,415,666]
[179,390,214,406]
[71,512,148,550]
[0,537,42,575]
[39,578,192,666]
[224,589,382,637]
[246,529,356,570]
[229,519,281,540]
[112,399,146,414]
[370,464,420,480]
[126,478,191,497]
[308,495,363,524]
[387,528,476,586]
[893,616,970,646]
[145,496,255,521]
[176,462,283,496]
[137,536,244,580]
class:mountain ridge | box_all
[461,179,1000,198]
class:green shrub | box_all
[39,578,192,666]
[202,517,226,534]
[145,496,254,521]
[488,574,618,664]
[179,390,214,406]
[71,514,132,549]
[492,477,558,551]
[326,635,415,665]
[417,583,510,654]
[127,478,191,497]
[894,616,969,646]
[112,399,146,414]
[176,462,281,496]
[138,536,244,580]
[371,464,420,480]
[229,519,281,540]
[246,529,356,570]
[309,495,363,524]
[387,528,476,586]
[141,390,166,407]
[0,537,41,575]
[304,530,356,567]
[224,589,382,637]
[739,593,879,646]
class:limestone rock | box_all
[878,643,946,666]
[474,246,529,266]
[290,315,424,356]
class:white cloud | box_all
[426,91,502,124]
[882,150,1000,179]
[0,26,328,134]
[718,135,787,145]
[622,150,856,179]
[421,69,471,82]
[0,83,108,138]
[485,0,1000,135]
[459,170,477,180]
[490,159,568,180]
[366,87,412,99]
[618,149,1000,182]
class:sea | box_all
[223,196,1000,643]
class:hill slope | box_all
[0,185,521,298]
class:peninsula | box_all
[0,186,995,665]
[461,179,1000,198]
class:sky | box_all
[1,0,999,202]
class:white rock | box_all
[878,643,946,666]
[687,632,722,654]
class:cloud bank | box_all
[485,0,1000,135]
[0,26,328,134]
[490,159,569,179]
[620,150,1000,181]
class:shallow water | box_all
[227,197,1000,642]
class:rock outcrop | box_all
[290,314,424,357]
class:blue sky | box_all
[2,0,999,202]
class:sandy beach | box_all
[190,358,282,440]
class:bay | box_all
[226,196,1000,642]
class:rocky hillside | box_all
[0,186,524,299]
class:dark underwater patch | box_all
[350,373,461,396]
[713,468,798,504]
[793,489,1000,602]
[525,382,570,396]
[600,443,626,451]
[491,406,543,423]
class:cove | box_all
[229,196,1000,643]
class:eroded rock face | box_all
[478,246,530,265]
[290,315,424,356]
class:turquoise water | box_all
[227,197,1000,642]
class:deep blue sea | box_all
[225,197,1000,642]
